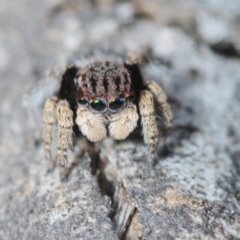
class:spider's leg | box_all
[125,49,149,66]
[56,100,74,177]
[139,90,159,161]
[42,96,58,171]
[76,106,107,142]
[125,48,171,68]
[109,103,139,140]
[145,81,173,137]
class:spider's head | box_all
[76,61,135,114]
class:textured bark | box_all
[0,0,240,239]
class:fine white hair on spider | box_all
[40,49,173,178]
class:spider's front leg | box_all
[139,90,159,162]
[139,82,173,163]
[146,81,173,137]
[42,96,58,170]
[56,100,74,177]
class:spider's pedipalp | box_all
[76,106,107,142]
[139,90,159,160]
[42,96,58,169]
[109,103,139,140]
[145,81,173,137]
[56,100,74,176]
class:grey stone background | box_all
[0,0,240,239]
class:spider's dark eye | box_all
[126,95,135,102]
[90,99,107,112]
[109,98,124,112]
[78,98,88,105]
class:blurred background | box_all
[0,0,240,239]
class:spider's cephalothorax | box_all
[42,51,173,176]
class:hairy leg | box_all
[42,96,58,170]
[145,81,173,137]
[56,100,74,177]
[125,49,149,65]
[139,90,159,160]
[76,106,107,142]
[109,103,139,140]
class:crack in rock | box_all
[86,142,142,240]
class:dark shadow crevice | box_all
[210,41,240,59]
[85,145,141,239]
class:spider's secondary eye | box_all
[90,99,107,112]
[109,98,124,112]
[78,98,88,105]
[126,95,135,102]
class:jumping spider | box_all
[42,50,172,176]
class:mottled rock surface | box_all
[0,0,240,239]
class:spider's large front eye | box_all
[90,99,107,112]
[78,98,88,105]
[109,98,124,112]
